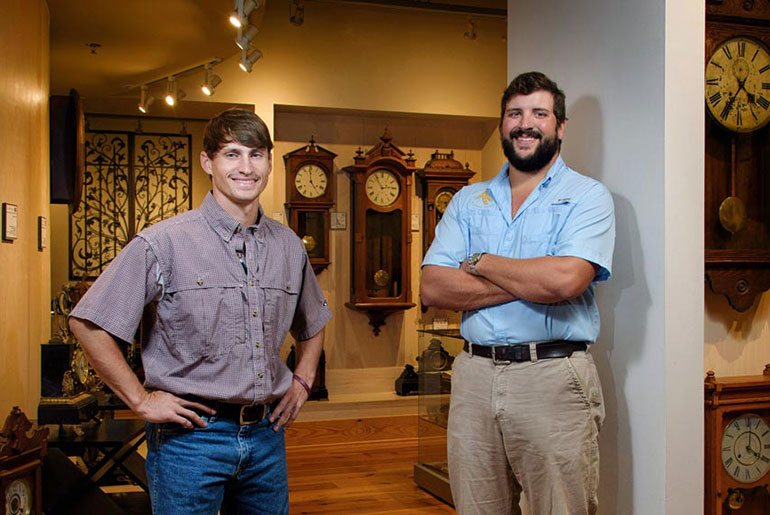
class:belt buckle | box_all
[239,404,264,425]
[490,345,512,366]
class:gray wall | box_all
[507,1,704,513]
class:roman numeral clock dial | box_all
[721,414,770,483]
[706,37,770,132]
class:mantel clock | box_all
[283,138,336,274]
[345,129,416,335]
[417,150,475,255]
[1,408,48,515]
[705,2,770,311]
[705,367,770,514]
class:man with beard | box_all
[420,72,615,515]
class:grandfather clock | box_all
[705,1,770,311]
[283,138,336,274]
[345,129,416,335]
[417,150,475,255]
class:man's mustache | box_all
[509,128,542,140]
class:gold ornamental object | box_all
[718,196,747,234]
[373,269,390,287]
[301,235,316,252]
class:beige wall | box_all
[0,1,50,417]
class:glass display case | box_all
[413,327,465,505]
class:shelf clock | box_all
[705,2,770,311]
[345,130,416,335]
[417,150,475,255]
[283,138,336,274]
[1,408,48,515]
[705,367,770,514]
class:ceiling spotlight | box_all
[201,64,222,96]
[235,25,259,50]
[229,0,258,28]
[138,85,154,113]
[239,48,263,73]
[290,0,304,26]
[164,76,186,106]
[464,18,477,40]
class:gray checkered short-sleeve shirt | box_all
[71,192,332,404]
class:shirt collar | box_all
[487,154,566,221]
[200,191,264,242]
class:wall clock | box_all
[345,130,416,335]
[283,138,336,274]
[705,367,770,514]
[416,150,475,256]
[705,3,770,311]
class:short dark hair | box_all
[203,109,273,158]
[500,72,567,127]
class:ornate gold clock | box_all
[705,36,770,133]
[283,138,336,274]
[417,150,475,255]
[705,4,770,312]
[705,368,770,514]
[345,130,416,335]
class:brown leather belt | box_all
[463,340,588,364]
[186,396,274,425]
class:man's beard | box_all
[501,128,561,173]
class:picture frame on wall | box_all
[38,216,47,250]
[2,203,18,241]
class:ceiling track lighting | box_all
[235,25,260,50]
[290,0,304,26]
[201,63,222,96]
[138,85,154,113]
[464,17,477,40]
[239,47,263,73]
[164,76,186,106]
[229,0,258,28]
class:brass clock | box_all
[283,138,336,274]
[416,150,475,255]
[1,407,48,515]
[345,130,416,335]
[705,368,770,514]
[705,36,770,133]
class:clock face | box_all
[721,413,770,483]
[705,37,770,132]
[72,348,90,386]
[434,190,454,214]
[5,477,31,515]
[365,169,400,207]
[294,164,328,199]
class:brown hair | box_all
[500,72,567,127]
[203,109,273,158]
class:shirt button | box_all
[253,311,258,318]
[256,342,261,348]
[249,281,254,286]
[197,278,203,286]
[258,373,263,379]
[286,284,291,290]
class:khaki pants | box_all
[447,349,604,515]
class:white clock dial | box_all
[365,169,400,207]
[294,164,328,199]
[5,478,31,515]
[721,413,770,483]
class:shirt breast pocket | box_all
[519,203,571,258]
[260,274,300,352]
[468,211,505,254]
[166,279,247,359]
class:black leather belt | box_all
[463,340,588,364]
[186,396,273,425]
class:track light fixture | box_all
[239,47,263,73]
[290,0,304,26]
[164,76,186,106]
[138,85,154,113]
[229,0,258,28]
[464,17,477,40]
[201,63,222,96]
[235,25,259,50]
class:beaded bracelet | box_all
[293,374,312,395]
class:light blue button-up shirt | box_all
[422,155,615,346]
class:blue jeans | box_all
[145,414,288,515]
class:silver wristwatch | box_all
[467,252,486,276]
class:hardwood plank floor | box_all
[287,439,455,514]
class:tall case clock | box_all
[706,1,770,311]
[283,138,336,274]
[705,368,770,514]
[345,130,416,335]
[417,150,475,255]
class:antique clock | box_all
[283,138,336,274]
[705,368,770,514]
[417,150,475,255]
[1,408,48,515]
[705,2,770,311]
[345,129,416,335]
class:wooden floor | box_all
[286,438,455,514]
